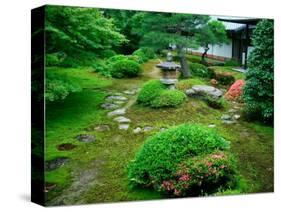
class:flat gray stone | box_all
[228,109,237,113]
[160,128,167,132]
[76,134,96,143]
[107,108,126,117]
[106,95,128,101]
[186,85,223,99]
[143,126,153,132]
[94,124,110,132]
[119,124,130,130]
[101,103,119,110]
[222,120,236,124]
[221,114,232,121]
[233,114,241,120]
[123,90,136,95]
[133,127,142,134]
[45,157,69,171]
[113,116,131,123]
[208,124,216,128]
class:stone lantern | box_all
[156,52,180,89]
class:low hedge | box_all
[109,59,141,78]
[215,72,235,85]
[128,124,237,196]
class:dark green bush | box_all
[224,59,240,67]
[215,72,235,85]
[109,59,141,78]
[189,63,211,78]
[137,80,165,105]
[45,72,81,102]
[243,20,274,123]
[46,54,60,66]
[205,97,226,109]
[132,49,149,63]
[128,124,236,196]
[139,47,156,59]
[151,89,186,108]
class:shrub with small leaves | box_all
[205,96,227,109]
[108,56,141,78]
[243,20,274,123]
[128,124,237,196]
[189,63,210,78]
[151,89,186,108]
[215,72,235,85]
[224,80,245,101]
[137,80,165,105]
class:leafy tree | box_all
[45,6,127,63]
[131,12,210,78]
[243,19,274,123]
[196,20,228,63]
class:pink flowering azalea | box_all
[211,153,224,159]
[179,174,190,181]
[224,79,245,101]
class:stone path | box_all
[99,88,139,131]
[220,103,241,125]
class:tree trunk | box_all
[201,43,209,63]
[177,45,191,78]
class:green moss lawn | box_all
[45,60,273,205]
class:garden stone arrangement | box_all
[41,6,273,206]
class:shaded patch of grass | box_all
[209,66,245,80]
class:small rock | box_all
[57,143,77,151]
[76,134,95,143]
[208,124,216,128]
[123,90,136,95]
[160,128,167,132]
[221,114,232,121]
[233,106,241,110]
[106,95,128,101]
[94,124,110,132]
[101,103,119,110]
[107,108,126,117]
[143,126,153,132]
[228,109,237,113]
[45,157,69,171]
[222,120,236,124]
[114,101,126,105]
[119,124,130,130]
[113,116,131,123]
[186,85,223,99]
[233,114,241,120]
[133,127,142,134]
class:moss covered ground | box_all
[45,60,273,205]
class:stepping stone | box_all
[101,103,119,110]
[143,126,153,132]
[113,116,131,123]
[94,124,110,132]
[106,95,128,101]
[108,108,126,117]
[57,143,77,151]
[119,124,130,130]
[123,90,136,95]
[114,100,126,105]
[45,157,69,171]
[76,134,95,143]
[221,114,232,121]
[133,127,142,134]
[222,120,236,124]
[228,109,237,113]
[160,128,167,132]
[208,124,216,128]
[233,114,241,120]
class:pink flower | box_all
[212,153,224,159]
[207,162,213,167]
[220,165,226,169]
[179,174,190,181]
[161,180,175,191]
[174,189,181,196]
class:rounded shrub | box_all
[215,72,235,85]
[132,49,149,63]
[128,124,237,196]
[189,63,210,78]
[137,80,165,105]
[109,59,141,78]
[151,90,186,108]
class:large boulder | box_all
[186,85,223,99]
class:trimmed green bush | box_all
[128,124,237,196]
[137,80,165,105]
[151,89,186,108]
[110,59,141,78]
[132,49,148,63]
[215,72,235,85]
[243,20,273,123]
[205,97,227,109]
[189,63,212,78]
